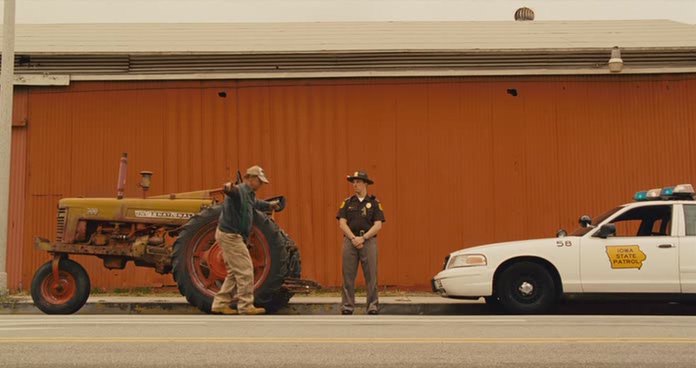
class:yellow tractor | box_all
[31,153,318,314]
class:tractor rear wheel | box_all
[31,258,91,315]
[172,205,297,313]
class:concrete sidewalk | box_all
[0,295,485,315]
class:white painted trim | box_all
[14,74,69,86]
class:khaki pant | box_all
[341,237,379,313]
[211,229,255,312]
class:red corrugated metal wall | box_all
[7,88,28,291]
[10,75,696,291]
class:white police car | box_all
[432,184,696,314]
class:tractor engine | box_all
[54,196,211,274]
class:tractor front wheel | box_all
[31,258,91,315]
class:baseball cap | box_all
[246,165,270,184]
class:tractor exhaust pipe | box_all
[116,153,127,199]
[139,171,153,199]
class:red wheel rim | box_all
[40,271,77,305]
[187,221,271,298]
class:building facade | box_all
[5,21,696,290]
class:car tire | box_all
[484,296,503,313]
[495,261,557,314]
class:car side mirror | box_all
[556,229,567,237]
[578,215,592,228]
[595,223,616,239]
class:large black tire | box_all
[495,261,557,314]
[172,205,297,313]
[252,210,290,310]
[31,258,91,315]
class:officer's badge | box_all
[354,171,359,177]
[366,203,372,209]
[339,201,345,209]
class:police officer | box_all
[336,171,385,315]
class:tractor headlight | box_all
[447,254,487,269]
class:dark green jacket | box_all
[218,183,272,239]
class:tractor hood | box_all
[58,197,213,225]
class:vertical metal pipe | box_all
[116,153,128,199]
[0,0,16,295]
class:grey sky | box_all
[2,0,696,24]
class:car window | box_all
[609,205,672,237]
[684,205,696,236]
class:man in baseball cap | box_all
[212,165,279,315]
[246,165,270,184]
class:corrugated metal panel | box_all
[7,127,27,291]
[3,21,696,53]
[19,75,696,290]
[7,88,29,291]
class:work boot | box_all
[239,306,266,315]
[211,306,238,315]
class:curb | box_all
[4,299,695,315]
[0,299,487,315]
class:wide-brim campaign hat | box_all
[346,171,374,185]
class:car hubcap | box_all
[40,271,77,304]
[518,281,534,296]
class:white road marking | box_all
[0,336,695,345]
[1,315,695,326]
[0,327,63,331]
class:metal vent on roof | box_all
[13,55,129,74]
[515,7,535,21]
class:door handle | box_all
[658,244,674,249]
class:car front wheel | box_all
[495,261,557,314]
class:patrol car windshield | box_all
[570,206,624,236]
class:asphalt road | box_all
[1,314,695,368]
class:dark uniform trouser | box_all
[341,237,378,313]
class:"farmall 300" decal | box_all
[134,210,195,220]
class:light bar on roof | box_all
[646,188,662,199]
[660,187,675,197]
[673,184,695,196]
[634,184,695,201]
